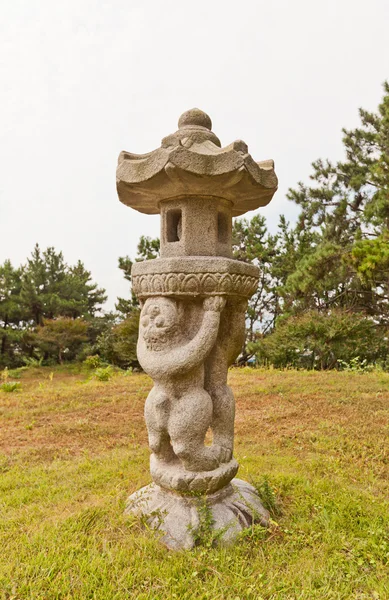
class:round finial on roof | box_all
[178,108,212,131]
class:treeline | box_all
[1,83,388,371]
[240,82,389,369]
[0,237,157,370]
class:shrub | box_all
[83,355,103,369]
[22,357,44,368]
[96,311,139,369]
[35,318,88,364]
[252,310,387,370]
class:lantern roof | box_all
[116,108,278,217]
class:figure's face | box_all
[140,298,179,350]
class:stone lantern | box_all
[117,109,278,549]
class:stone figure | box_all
[138,295,230,472]
[116,108,278,549]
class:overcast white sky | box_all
[1,0,388,309]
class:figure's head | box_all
[140,297,181,350]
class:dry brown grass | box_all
[2,368,388,486]
[0,369,148,459]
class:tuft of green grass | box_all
[94,366,114,381]
[0,366,388,599]
[1,381,21,393]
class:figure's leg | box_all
[210,384,235,462]
[144,387,175,461]
[203,299,244,462]
[168,388,220,472]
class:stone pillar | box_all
[116,109,278,549]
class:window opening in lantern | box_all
[166,209,182,242]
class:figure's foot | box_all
[174,445,220,472]
[154,444,176,463]
[149,433,176,463]
[178,445,233,471]
[212,444,232,464]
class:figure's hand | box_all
[203,296,226,313]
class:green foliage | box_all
[1,381,21,393]
[94,366,114,381]
[22,356,43,368]
[35,318,88,364]
[116,236,159,317]
[337,357,374,373]
[83,354,104,369]
[232,215,280,342]
[0,245,106,369]
[136,235,160,261]
[235,81,389,369]
[286,81,389,325]
[188,498,221,548]
[97,238,153,369]
[0,260,24,368]
[254,476,283,518]
[253,310,385,370]
[96,312,140,369]
[20,245,106,326]
[352,233,389,302]
[232,213,317,358]
[6,367,28,378]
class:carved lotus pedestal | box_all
[126,479,269,551]
[117,109,278,549]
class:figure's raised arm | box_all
[138,297,226,378]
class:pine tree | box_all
[20,245,106,325]
[232,215,279,342]
[0,261,25,366]
[116,236,160,316]
[285,81,389,323]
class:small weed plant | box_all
[1,381,21,393]
[94,366,113,381]
[187,495,228,548]
[337,356,374,373]
[189,498,216,547]
[8,367,28,379]
[254,475,283,518]
[1,366,29,381]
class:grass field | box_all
[1,367,389,600]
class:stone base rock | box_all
[150,454,239,494]
[125,478,269,550]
